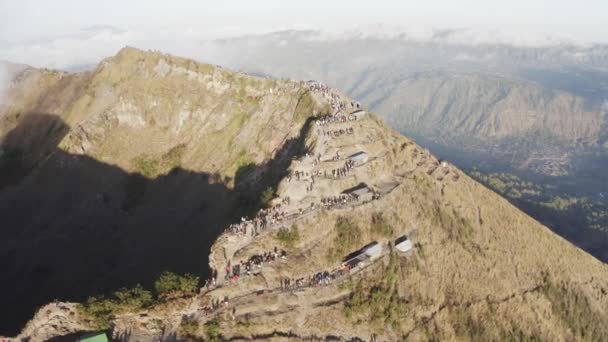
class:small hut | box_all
[343,183,374,202]
[351,110,367,119]
[348,151,369,164]
[362,241,383,259]
[353,187,373,202]
[343,253,368,270]
[395,235,413,253]
[77,332,109,342]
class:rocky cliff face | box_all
[3,48,608,341]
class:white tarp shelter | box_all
[349,151,368,163]
[395,235,413,253]
[349,186,374,202]
[351,110,367,119]
[363,242,383,258]
[343,253,368,269]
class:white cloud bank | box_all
[1,23,603,72]
[1,27,146,70]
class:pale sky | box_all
[1,0,607,68]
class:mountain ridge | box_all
[2,47,608,341]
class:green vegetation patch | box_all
[80,271,200,328]
[132,155,159,178]
[344,252,408,330]
[275,224,300,247]
[430,201,474,243]
[542,276,608,341]
[259,186,275,207]
[131,144,187,178]
[371,212,394,237]
[154,271,200,300]
[469,170,541,200]
[439,273,608,341]
[179,317,200,338]
[540,196,579,211]
[80,285,153,329]
[447,305,542,342]
[234,148,252,170]
[469,169,608,233]
[161,144,187,170]
[204,319,222,342]
[326,217,362,262]
[293,90,316,122]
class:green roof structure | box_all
[77,331,109,342]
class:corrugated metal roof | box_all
[343,253,368,268]
[351,187,372,196]
[78,332,108,342]
[349,151,368,161]
[395,239,412,252]
[364,243,382,257]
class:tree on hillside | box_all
[260,186,275,207]
[155,271,199,300]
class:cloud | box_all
[0,25,238,71]
[298,25,578,47]
[0,24,604,72]
[0,26,147,70]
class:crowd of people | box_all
[327,159,356,179]
[322,127,354,138]
[280,267,347,291]
[198,295,231,316]
[225,205,288,237]
[303,81,347,113]
[303,80,330,93]
[200,265,351,317]
[289,170,315,182]
[226,247,288,282]
[315,113,357,126]
[321,194,358,209]
[305,181,315,193]
[287,169,321,183]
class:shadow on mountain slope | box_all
[0,113,312,335]
[0,112,70,191]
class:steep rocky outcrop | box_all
[3,48,608,341]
